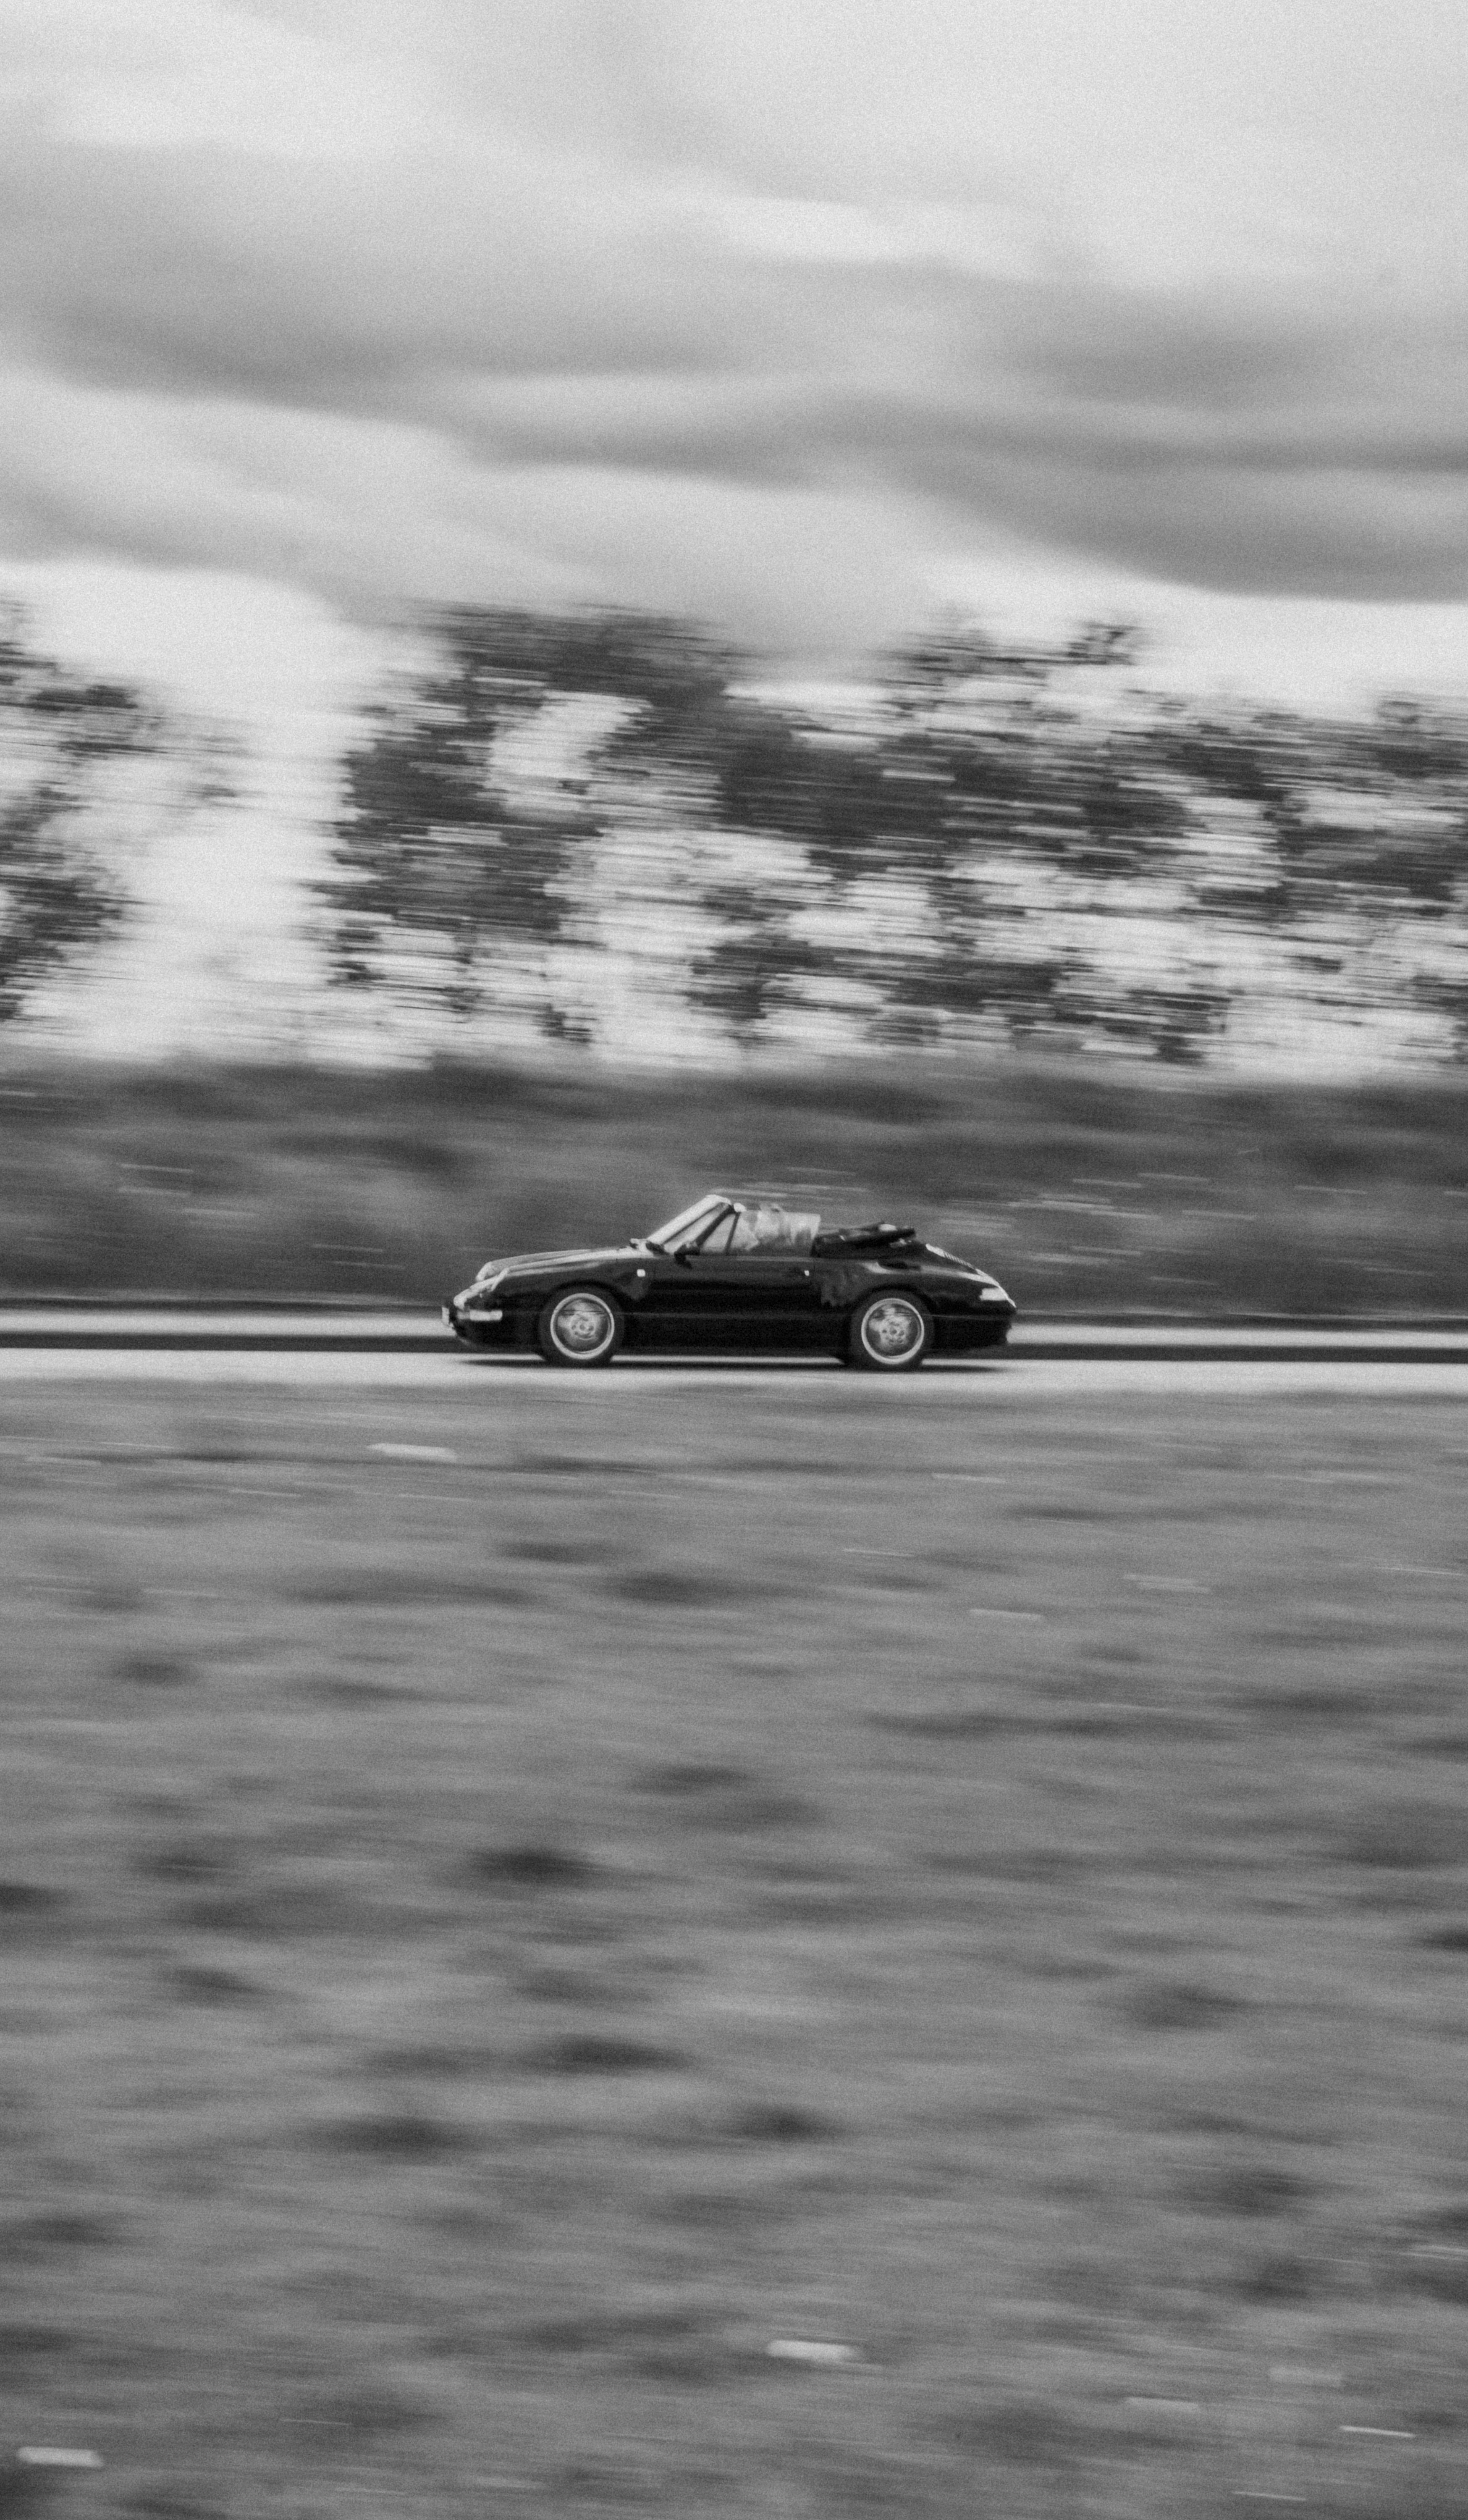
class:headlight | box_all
[978,1282,1011,1303]
[474,1266,506,1292]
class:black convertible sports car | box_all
[443,1191,1015,1370]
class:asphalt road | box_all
[3,1308,1468,1363]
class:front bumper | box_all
[937,1305,1016,1354]
[443,1298,510,1345]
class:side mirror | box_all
[674,1246,695,1266]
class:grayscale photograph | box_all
[1,5,1466,2515]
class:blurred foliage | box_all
[322,610,735,1029]
[320,606,1468,1063]
[0,617,160,1020]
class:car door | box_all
[641,1227,826,1352]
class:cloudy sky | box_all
[3,0,1467,1042]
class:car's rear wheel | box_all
[537,1286,624,1367]
[848,1289,931,1372]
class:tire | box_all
[848,1289,931,1372]
[537,1286,624,1367]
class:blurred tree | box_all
[0,620,157,1021]
[320,603,1468,1063]
[678,615,1163,1043]
[848,615,1189,1040]
[685,880,828,1038]
[1149,699,1468,918]
[321,609,738,1029]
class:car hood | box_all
[474,1244,636,1283]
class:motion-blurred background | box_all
[2,2,1467,1312]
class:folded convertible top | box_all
[810,1220,920,1255]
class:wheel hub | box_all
[556,1298,610,1351]
[866,1299,920,1354]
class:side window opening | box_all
[731,1205,821,1254]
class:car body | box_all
[443,1191,1016,1370]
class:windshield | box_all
[645,1193,731,1251]
[645,1194,822,1255]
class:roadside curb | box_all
[1014,1338,1468,1363]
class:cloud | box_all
[0,0,1465,652]
[0,362,941,654]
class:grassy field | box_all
[1,1055,1466,1312]
[3,1365,1468,2517]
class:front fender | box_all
[507,1265,650,1315]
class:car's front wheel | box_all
[537,1286,624,1368]
[848,1290,931,1372]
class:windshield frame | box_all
[643,1193,735,1253]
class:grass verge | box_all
[2,1370,1467,2514]
[0,1054,1465,1310]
